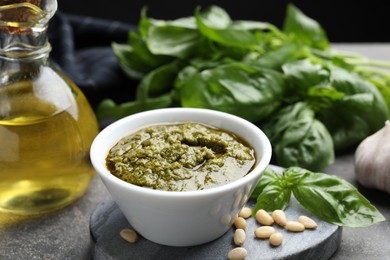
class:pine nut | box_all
[254,226,275,239]
[269,232,283,247]
[272,210,287,226]
[239,207,252,219]
[120,228,138,243]
[234,229,246,246]
[286,221,305,232]
[234,216,247,229]
[255,209,274,226]
[298,215,318,229]
[228,247,248,260]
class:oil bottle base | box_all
[0,175,93,215]
[0,188,77,215]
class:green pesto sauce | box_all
[106,122,256,191]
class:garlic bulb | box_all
[354,120,390,194]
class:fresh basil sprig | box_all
[252,167,385,227]
[103,3,390,171]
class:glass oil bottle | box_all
[0,0,99,214]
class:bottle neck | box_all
[0,25,52,87]
[0,25,51,60]
[0,1,56,60]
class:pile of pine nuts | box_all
[118,208,318,260]
[228,207,318,260]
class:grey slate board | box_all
[90,197,341,260]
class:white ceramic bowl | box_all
[90,108,272,246]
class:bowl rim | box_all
[90,108,272,198]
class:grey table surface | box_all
[1,43,390,260]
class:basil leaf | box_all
[180,63,284,122]
[286,167,386,227]
[127,32,173,68]
[282,59,329,98]
[262,102,334,171]
[306,84,345,111]
[274,117,334,171]
[283,3,329,50]
[136,60,184,100]
[358,70,390,113]
[253,182,292,214]
[318,66,389,150]
[139,7,198,37]
[174,66,199,90]
[197,5,231,28]
[112,32,173,79]
[251,167,292,214]
[250,167,282,199]
[195,7,257,48]
[146,25,201,58]
[111,42,153,79]
[140,9,202,59]
[247,44,303,71]
[138,7,152,38]
[262,102,308,144]
[230,20,274,31]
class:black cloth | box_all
[48,11,138,109]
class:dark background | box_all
[58,0,389,43]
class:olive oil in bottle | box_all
[0,78,98,214]
[0,1,99,214]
